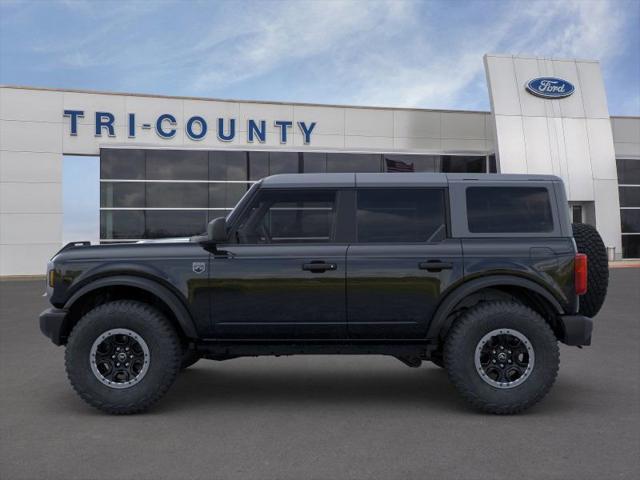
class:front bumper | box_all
[39,308,70,346]
[559,314,593,346]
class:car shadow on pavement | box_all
[158,364,466,413]
[155,362,593,416]
[50,362,589,417]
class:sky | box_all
[1,0,639,241]
[1,0,639,114]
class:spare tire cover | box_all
[572,223,609,317]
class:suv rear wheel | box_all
[65,300,182,414]
[444,301,559,414]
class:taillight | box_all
[575,253,588,295]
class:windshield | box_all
[190,180,261,241]
[226,181,261,226]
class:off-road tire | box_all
[444,301,559,414]
[180,348,200,370]
[65,300,182,414]
[572,223,609,317]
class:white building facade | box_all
[1,54,639,276]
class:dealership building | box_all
[1,53,639,276]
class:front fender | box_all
[64,275,198,339]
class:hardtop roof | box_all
[260,172,560,188]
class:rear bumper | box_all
[39,308,70,346]
[559,314,593,346]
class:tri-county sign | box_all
[525,77,575,99]
[63,110,317,144]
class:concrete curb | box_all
[609,261,640,269]
[0,275,45,282]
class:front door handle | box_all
[418,260,453,272]
[302,261,337,273]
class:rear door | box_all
[346,187,463,338]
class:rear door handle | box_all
[302,261,337,273]
[418,260,453,272]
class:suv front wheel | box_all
[65,300,182,414]
[444,301,559,414]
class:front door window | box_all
[235,190,336,244]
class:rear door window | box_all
[356,189,446,243]
[466,187,553,233]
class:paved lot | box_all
[1,270,639,480]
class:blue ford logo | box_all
[526,77,575,99]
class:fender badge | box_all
[192,262,206,274]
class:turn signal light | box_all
[48,269,56,288]
[575,253,588,296]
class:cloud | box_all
[175,0,631,109]
[187,1,414,92]
[332,0,630,109]
[2,0,637,114]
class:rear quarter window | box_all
[466,186,554,233]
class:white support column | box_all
[1,87,64,275]
[484,54,622,255]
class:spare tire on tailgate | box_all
[572,223,609,317]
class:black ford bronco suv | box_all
[40,173,609,414]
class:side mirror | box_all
[207,216,228,243]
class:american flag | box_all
[385,158,415,172]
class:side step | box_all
[196,340,436,362]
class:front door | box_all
[347,188,464,338]
[210,188,348,339]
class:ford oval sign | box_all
[526,77,575,99]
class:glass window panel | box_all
[226,182,261,226]
[326,153,381,173]
[248,152,269,180]
[622,235,640,258]
[209,151,226,180]
[617,159,640,185]
[302,152,327,173]
[100,182,145,208]
[145,210,208,238]
[100,210,144,239]
[227,183,249,207]
[619,187,640,207]
[621,210,640,233]
[572,205,583,224]
[100,149,145,179]
[226,151,248,180]
[269,152,299,175]
[489,154,497,173]
[384,155,439,173]
[146,150,208,180]
[209,183,226,208]
[441,155,486,173]
[146,183,208,208]
[209,151,248,181]
[236,190,336,244]
[357,189,446,243]
[466,187,554,233]
[208,183,251,209]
